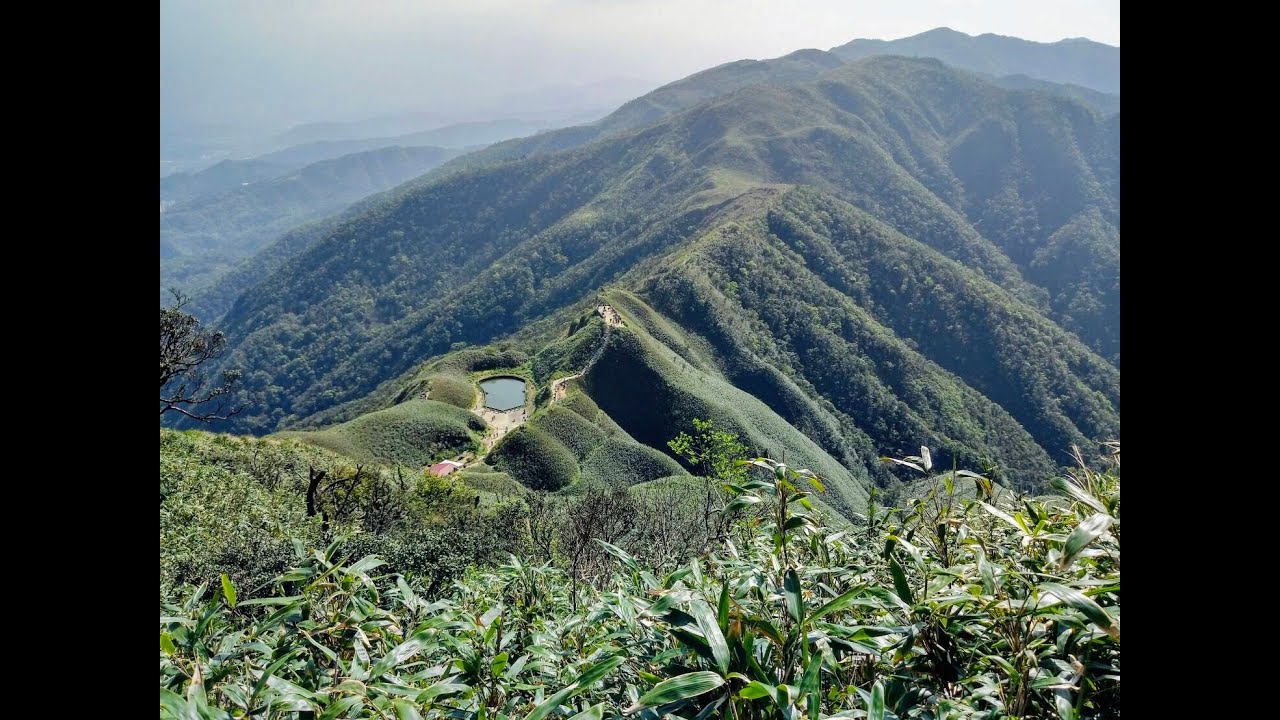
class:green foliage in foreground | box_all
[281,399,485,467]
[161,429,515,597]
[161,446,1119,719]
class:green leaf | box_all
[417,682,469,702]
[572,655,624,689]
[220,573,237,609]
[597,539,641,572]
[371,632,431,678]
[1054,686,1078,720]
[717,583,731,632]
[238,595,304,607]
[319,696,364,720]
[394,699,424,720]
[158,688,189,720]
[881,457,924,473]
[249,648,301,708]
[744,617,785,646]
[514,658,618,720]
[1040,582,1119,638]
[689,597,731,675]
[524,684,578,720]
[806,587,862,624]
[724,495,762,514]
[263,673,318,711]
[491,651,509,676]
[869,681,885,720]
[160,632,176,655]
[479,604,502,628]
[784,569,804,623]
[1050,477,1107,514]
[348,555,387,575]
[800,655,822,720]
[626,671,726,713]
[890,558,914,606]
[1061,513,1113,569]
[739,681,773,700]
[567,703,606,720]
[979,501,1024,532]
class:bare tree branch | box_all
[160,289,243,421]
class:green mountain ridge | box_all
[176,55,1118,512]
[831,27,1119,94]
[184,44,1117,326]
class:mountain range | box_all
[831,27,1119,94]
[169,29,1120,510]
[160,145,461,303]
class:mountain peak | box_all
[830,27,1119,94]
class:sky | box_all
[160,0,1119,134]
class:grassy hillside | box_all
[278,398,485,467]
[487,389,687,493]
[580,307,869,517]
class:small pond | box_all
[480,377,526,411]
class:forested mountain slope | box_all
[159,144,459,302]
[186,56,1119,500]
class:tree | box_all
[160,291,241,421]
[668,418,748,541]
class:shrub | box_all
[489,425,578,491]
[533,405,607,460]
[285,399,484,466]
[427,371,476,408]
[579,436,684,486]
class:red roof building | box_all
[429,460,462,477]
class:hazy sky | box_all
[160,0,1119,132]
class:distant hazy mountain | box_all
[160,144,459,303]
[991,74,1119,115]
[831,27,1119,94]
[161,158,301,205]
[272,79,657,147]
[269,118,552,155]
[428,49,848,175]
[161,122,539,204]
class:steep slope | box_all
[191,57,1119,497]
[429,49,848,175]
[159,145,460,301]
[831,27,1119,94]
[991,74,1119,115]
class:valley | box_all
[160,19,1120,719]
